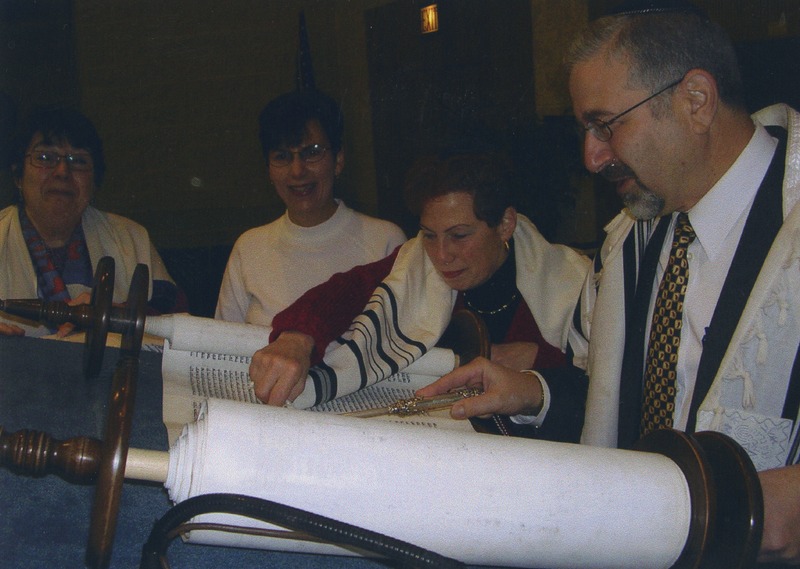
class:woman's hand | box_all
[416,357,543,419]
[248,331,315,406]
[1,293,95,337]
[55,292,93,337]
[0,322,25,336]
[490,341,539,370]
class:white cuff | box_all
[510,370,550,427]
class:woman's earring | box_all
[503,241,510,252]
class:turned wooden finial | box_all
[0,425,103,484]
[0,299,96,329]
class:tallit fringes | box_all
[707,407,725,431]
[756,321,769,366]
[742,370,756,409]
[725,353,756,410]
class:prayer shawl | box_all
[576,104,800,470]
[293,214,591,408]
[0,204,174,336]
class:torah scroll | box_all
[165,399,693,569]
[148,313,458,410]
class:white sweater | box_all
[215,200,406,327]
[0,204,174,336]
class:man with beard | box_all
[419,1,800,563]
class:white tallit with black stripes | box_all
[292,214,590,409]
[576,104,800,470]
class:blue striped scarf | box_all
[18,207,92,301]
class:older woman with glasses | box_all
[249,151,592,441]
[0,107,184,337]
[215,89,406,327]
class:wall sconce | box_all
[420,4,439,34]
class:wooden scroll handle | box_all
[438,309,504,434]
[0,426,102,484]
[0,256,116,378]
[0,425,167,484]
[83,256,116,378]
[691,431,763,569]
[635,428,763,569]
[437,308,491,365]
[1,262,156,568]
[0,256,147,378]
[86,263,149,569]
[85,354,137,569]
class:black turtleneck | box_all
[461,239,521,343]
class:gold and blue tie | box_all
[640,212,696,436]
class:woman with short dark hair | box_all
[0,107,184,336]
[249,151,591,441]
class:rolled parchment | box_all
[165,399,691,568]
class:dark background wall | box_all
[2,0,798,315]
[366,0,543,236]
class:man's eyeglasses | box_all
[269,144,329,167]
[27,151,93,172]
[581,76,684,142]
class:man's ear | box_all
[681,68,718,134]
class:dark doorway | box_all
[365,0,540,236]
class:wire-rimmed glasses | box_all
[268,144,329,167]
[581,76,685,142]
[27,151,94,172]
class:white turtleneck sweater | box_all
[215,200,406,327]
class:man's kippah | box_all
[606,0,708,19]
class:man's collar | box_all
[688,124,778,260]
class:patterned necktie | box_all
[640,212,696,436]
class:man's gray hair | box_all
[566,10,745,111]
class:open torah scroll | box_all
[149,314,468,444]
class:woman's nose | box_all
[52,158,72,177]
[432,240,454,264]
[288,155,307,176]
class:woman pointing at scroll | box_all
[249,150,591,441]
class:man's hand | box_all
[758,463,800,563]
[249,331,315,406]
[490,341,539,370]
[416,357,543,419]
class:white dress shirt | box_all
[648,124,778,429]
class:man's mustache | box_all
[599,160,635,182]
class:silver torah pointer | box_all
[342,388,483,418]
